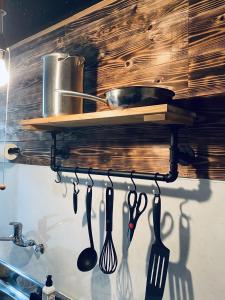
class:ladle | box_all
[77,185,97,272]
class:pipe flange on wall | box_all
[4,144,20,161]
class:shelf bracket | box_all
[50,126,195,183]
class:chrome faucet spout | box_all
[0,222,44,254]
[0,236,14,241]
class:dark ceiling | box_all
[4,0,101,46]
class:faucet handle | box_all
[9,222,23,236]
[34,243,45,254]
[9,222,22,228]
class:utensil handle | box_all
[127,190,137,208]
[56,89,107,105]
[153,194,162,242]
[73,191,78,214]
[86,186,94,248]
[106,187,114,232]
[136,192,148,215]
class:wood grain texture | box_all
[0,0,225,181]
[1,0,189,142]
[189,0,225,97]
[10,0,119,49]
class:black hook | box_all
[74,167,79,185]
[73,167,80,195]
[130,170,136,192]
[153,173,161,195]
[55,171,61,183]
[107,169,113,188]
[88,168,94,187]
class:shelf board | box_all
[21,104,196,131]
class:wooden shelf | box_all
[21,104,196,131]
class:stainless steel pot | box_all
[42,52,85,117]
[57,86,175,109]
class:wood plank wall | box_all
[0,0,225,181]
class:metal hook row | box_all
[130,170,161,195]
[55,167,112,187]
[55,168,80,185]
[55,169,161,195]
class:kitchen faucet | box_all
[0,222,44,254]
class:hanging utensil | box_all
[145,189,170,300]
[77,184,97,272]
[91,185,111,300]
[127,190,148,246]
[146,209,174,277]
[127,171,147,246]
[99,186,118,274]
[57,86,175,110]
[72,169,80,214]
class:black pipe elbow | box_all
[165,171,178,183]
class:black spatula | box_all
[145,194,170,300]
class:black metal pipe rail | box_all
[50,127,180,183]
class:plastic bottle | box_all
[42,275,56,300]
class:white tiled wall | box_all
[0,162,225,300]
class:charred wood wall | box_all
[0,0,225,180]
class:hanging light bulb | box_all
[0,6,8,87]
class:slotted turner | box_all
[145,194,170,300]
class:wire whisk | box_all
[99,186,118,274]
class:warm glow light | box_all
[0,58,8,87]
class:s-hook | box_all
[107,169,114,188]
[55,170,62,183]
[153,173,161,196]
[73,168,80,214]
[88,168,94,188]
[73,167,80,195]
[130,170,137,192]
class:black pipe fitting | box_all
[50,127,185,183]
[165,171,178,183]
[8,147,20,155]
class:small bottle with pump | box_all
[42,275,56,300]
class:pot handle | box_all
[56,89,107,105]
[61,54,85,64]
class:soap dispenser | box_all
[42,275,56,300]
